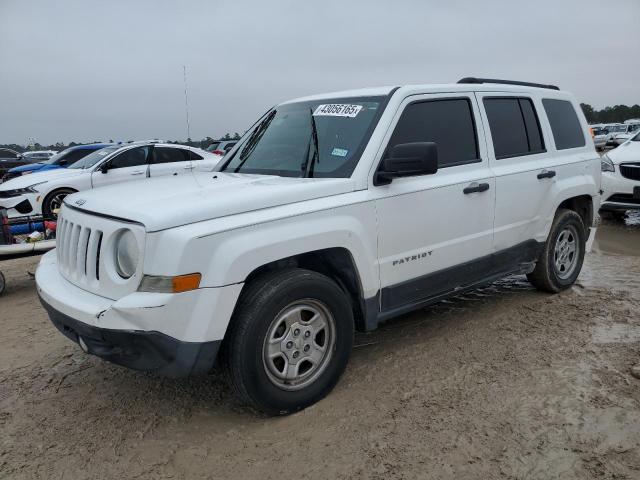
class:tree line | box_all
[0,133,242,154]
[580,103,640,124]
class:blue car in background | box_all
[2,143,113,182]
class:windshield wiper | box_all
[233,110,276,173]
[303,108,319,178]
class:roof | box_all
[283,82,572,105]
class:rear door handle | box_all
[183,164,195,170]
[463,182,490,194]
[537,169,556,179]
[130,171,145,176]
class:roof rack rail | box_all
[457,77,560,91]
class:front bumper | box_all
[40,295,221,377]
[600,170,640,211]
[36,250,243,377]
[0,192,40,217]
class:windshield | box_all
[221,96,385,177]
[632,131,640,141]
[68,146,119,169]
[44,148,73,165]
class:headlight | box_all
[601,155,615,172]
[0,181,47,197]
[114,229,139,279]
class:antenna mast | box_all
[183,65,191,141]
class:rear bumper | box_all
[39,294,221,377]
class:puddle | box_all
[592,323,640,344]
[593,212,640,257]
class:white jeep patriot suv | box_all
[36,78,600,414]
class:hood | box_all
[0,167,86,190]
[65,172,356,231]
[10,162,46,173]
[607,141,640,164]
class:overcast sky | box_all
[1,0,638,145]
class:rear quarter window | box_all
[542,99,586,150]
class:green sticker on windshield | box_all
[331,148,348,157]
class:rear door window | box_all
[386,98,479,168]
[542,99,586,150]
[151,147,190,164]
[483,97,545,159]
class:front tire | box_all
[527,209,586,293]
[42,188,76,218]
[221,269,354,415]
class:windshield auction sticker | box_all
[313,104,363,117]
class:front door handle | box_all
[537,169,556,179]
[463,182,490,194]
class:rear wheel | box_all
[221,268,354,415]
[527,209,586,293]
[42,188,76,218]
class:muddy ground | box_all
[1,214,639,480]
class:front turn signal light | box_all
[138,273,201,293]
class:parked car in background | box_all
[0,148,25,179]
[2,144,113,182]
[22,151,58,162]
[611,121,640,146]
[591,125,609,151]
[0,149,57,181]
[600,130,640,218]
[36,78,599,414]
[206,140,238,155]
[0,142,221,218]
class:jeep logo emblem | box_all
[75,199,86,206]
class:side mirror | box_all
[100,163,109,174]
[375,142,438,185]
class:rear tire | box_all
[527,209,586,293]
[220,268,354,415]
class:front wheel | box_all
[42,188,76,218]
[221,269,354,415]
[527,209,586,293]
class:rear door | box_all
[149,146,193,177]
[476,93,567,254]
[91,146,151,188]
[373,93,496,312]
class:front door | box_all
[91,146,151,188]
[373,93,495,312]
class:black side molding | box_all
[458,77,560,91]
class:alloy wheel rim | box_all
[262,299,336,391]
[553,225,579,280]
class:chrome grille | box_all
[54,205,144,299]
[619,163,640,181]
[56,217,103,282]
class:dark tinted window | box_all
[519,99,544,152]
[109,146,150,169]
[542,99,585,150]
[59,149,92,166]
[483,97,545,159]
[151,147,189,164]
[223,142,237,151]
[386,98,479,168]
[189,150,203,160]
